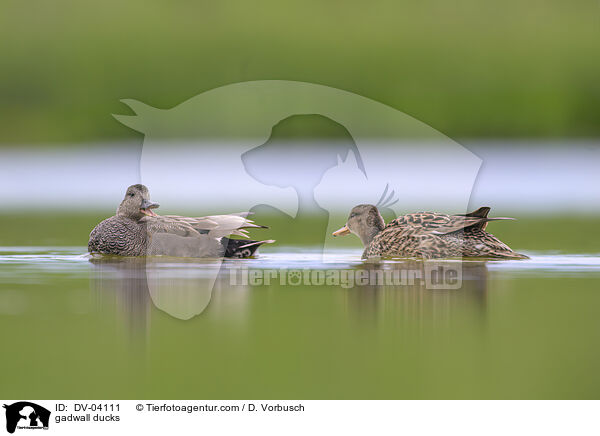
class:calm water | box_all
[1,246,599,399]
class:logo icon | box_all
[3,402,50,434]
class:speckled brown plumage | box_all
[334,205,528,260]
[88,216,148,256]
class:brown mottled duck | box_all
[333,204,528,260]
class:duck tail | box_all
[487,250,530,260]
[460,206,491,218]
[222,238,276,258]
[456,206,517,231]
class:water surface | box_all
[1,246,599,398]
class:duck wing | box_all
[386,212,469,232]
[141,215,203,237]
[429,217,513,235]
[387,208,514,235]
[434,206,516,234]
[162,213,267,238]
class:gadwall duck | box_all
[88,184,274,258]
[333,205,528,259]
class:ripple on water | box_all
[0,247,599,281]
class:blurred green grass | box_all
[0,212,598,253]
[0,0,599,143]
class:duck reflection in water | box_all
[89,256,252,340]
[89,256,491,341]
[342,260,490,326]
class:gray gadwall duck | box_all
[88,184,274,258]
[333,204,528,260]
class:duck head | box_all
[333,204,385,247]
[116,184,160,220]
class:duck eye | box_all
[350,213,357,218]
[128,193,135,197]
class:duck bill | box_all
[332,225,351,237]
[140,199,159,216]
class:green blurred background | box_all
[1,0,599,144]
